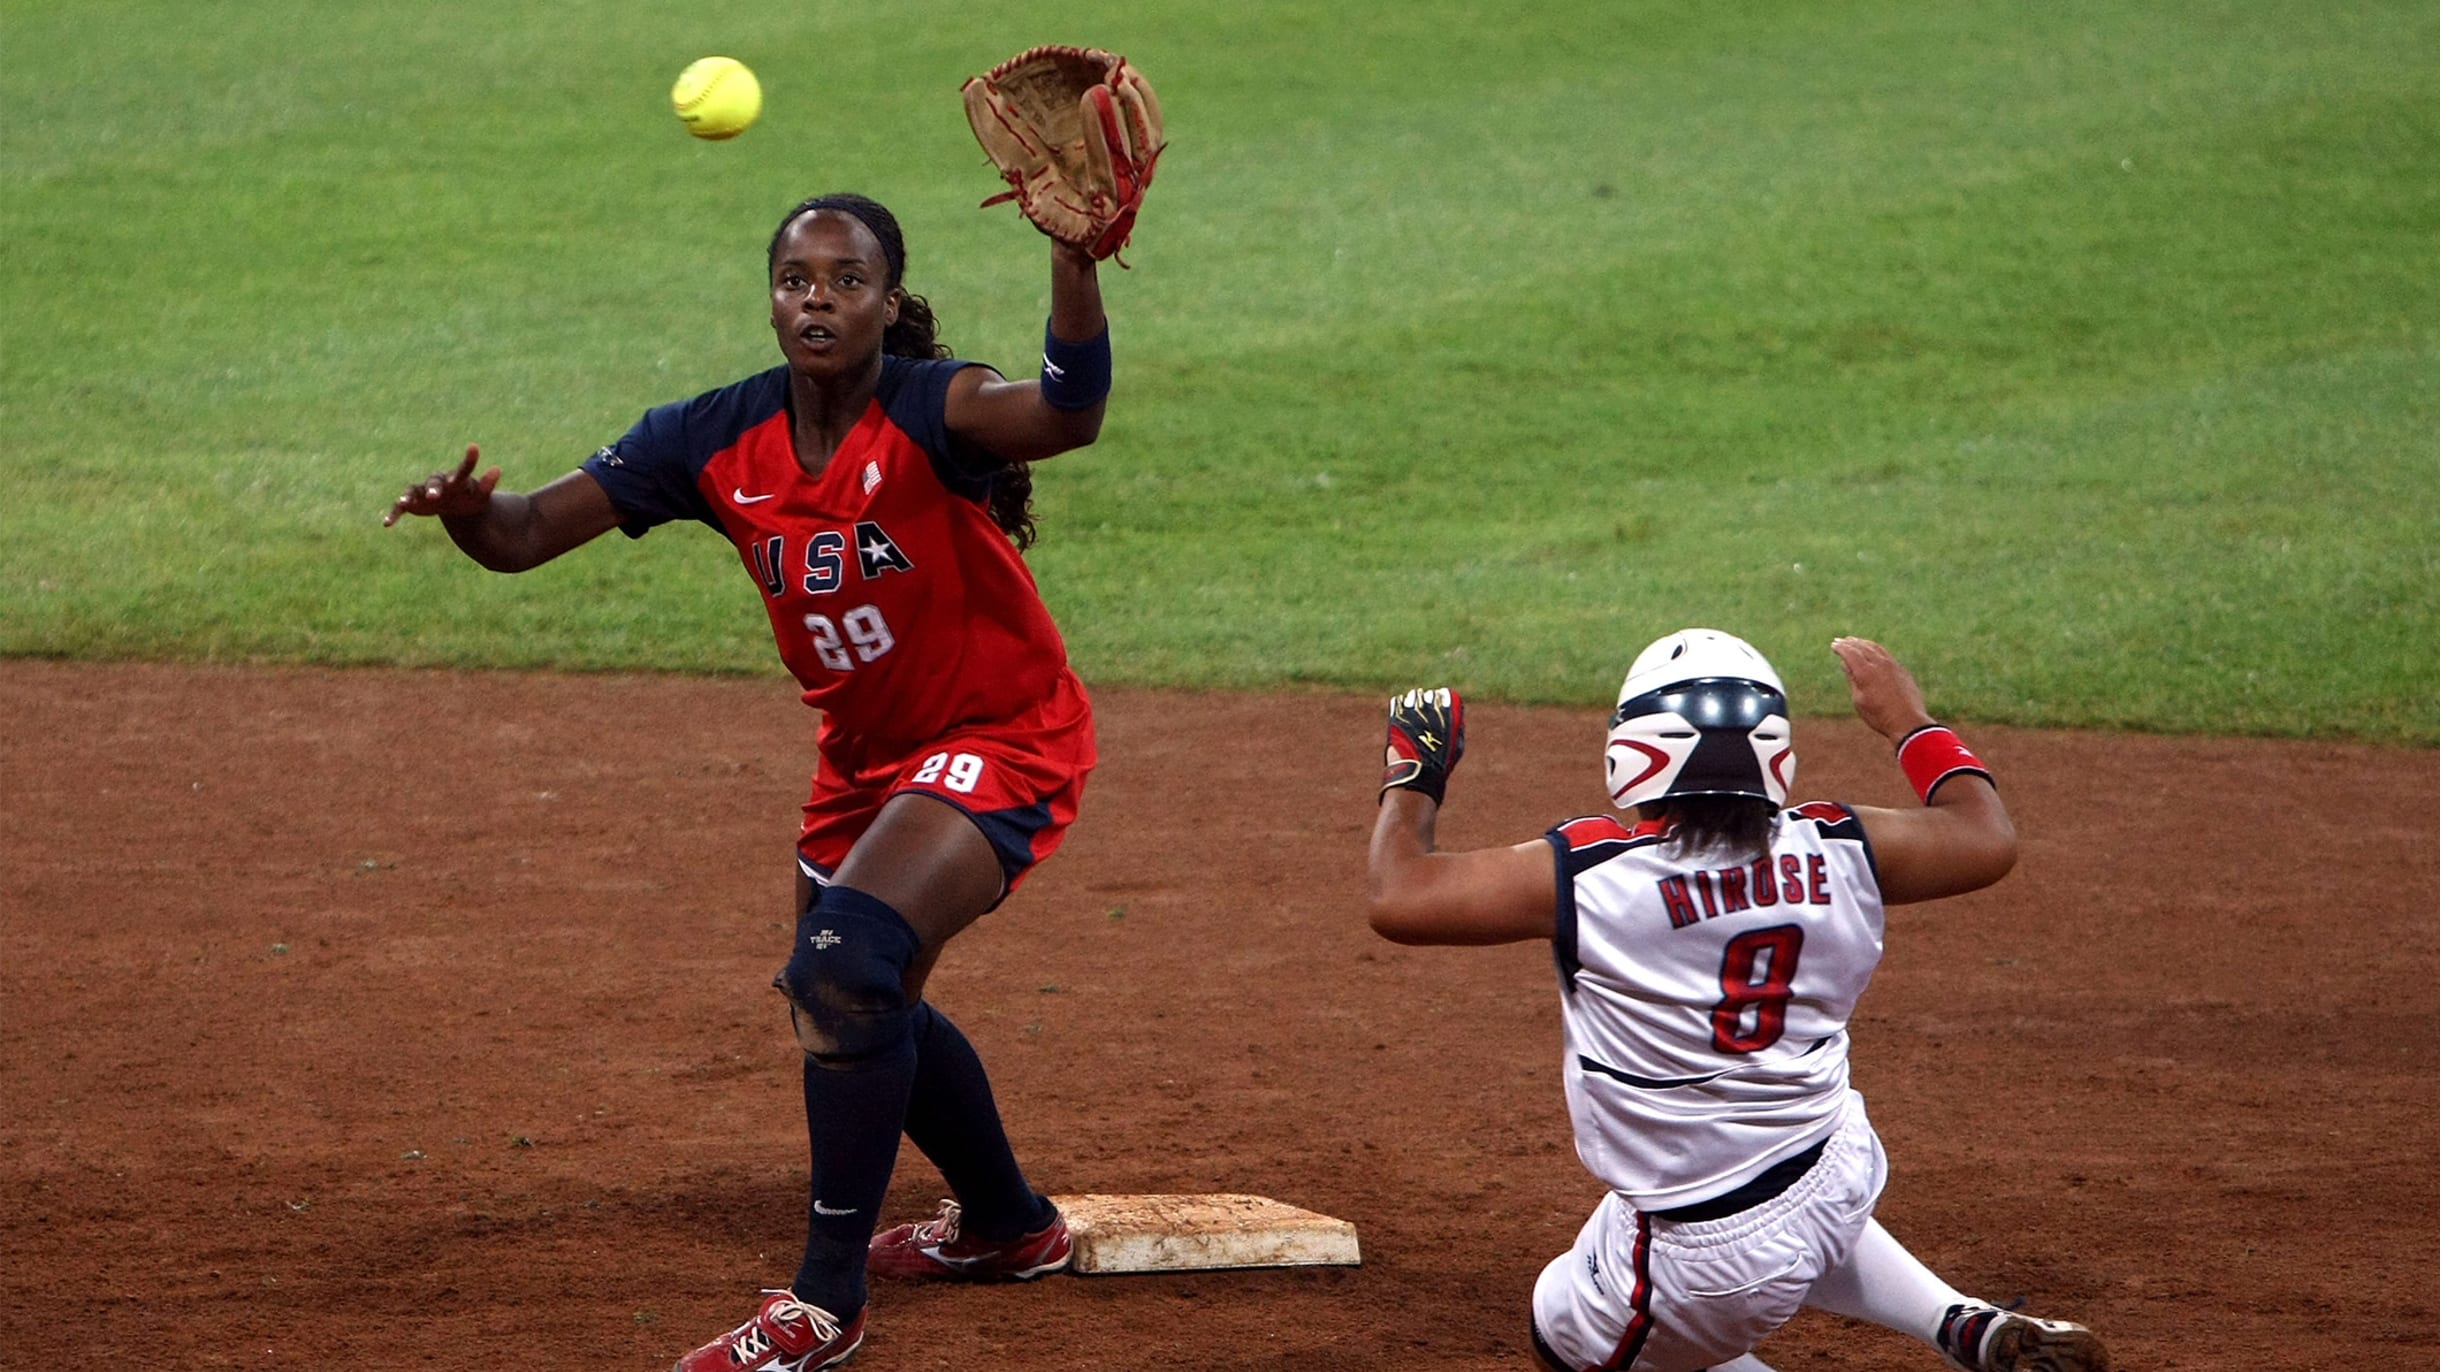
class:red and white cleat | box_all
[867,1199,1073,1281]
[671,1290,864,1372]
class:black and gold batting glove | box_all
[1381,687,1466,805]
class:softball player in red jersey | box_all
[1367,633,2109,1372]
[387,193,1116,1371]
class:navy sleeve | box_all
[580,368,785,537]
[582,402,714,537]
[876,356,1002,502]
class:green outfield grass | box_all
[4,0,2433,740]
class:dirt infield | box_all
[4,659,2435,1370]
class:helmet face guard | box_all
[1604,630,1795,811]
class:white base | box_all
[1050,1193,1362,1274]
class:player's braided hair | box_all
[1650,795,1778,864]
[770,193,1039,550]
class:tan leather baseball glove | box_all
[962,46,1164,261]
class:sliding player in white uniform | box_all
[1366,631,2108,1372]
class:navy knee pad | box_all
[775,885,922,1069]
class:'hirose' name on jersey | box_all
[1658,853,1834,931]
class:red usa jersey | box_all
[581,357,1070,745]
[1543,803,1885,1209]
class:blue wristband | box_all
[1039,322,1111,411]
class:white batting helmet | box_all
[1604,629,1795,811]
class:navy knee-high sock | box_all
[792,1048,916,1315]
[782,886,923,1317]
[904,1001,1054,1240]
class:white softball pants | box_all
[1530,1092,1888,1372]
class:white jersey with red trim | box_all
[1546,803,1885,1210]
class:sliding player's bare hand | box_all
[1832,637,1935,742]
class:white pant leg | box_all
[1532,1093,1889,1372]
[1803,1216,1969,1341]
[1533,1192,1653,1370]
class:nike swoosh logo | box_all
[733,489,777,505]
[813,1200,857,1216]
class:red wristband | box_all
[1895,724,1991,803]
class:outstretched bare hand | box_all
[1832,637,1937,742]
[383,445,501,527]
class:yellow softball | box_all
[672,57,761,141]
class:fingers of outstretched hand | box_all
[383,472,456,527]
[383,445,495,526]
